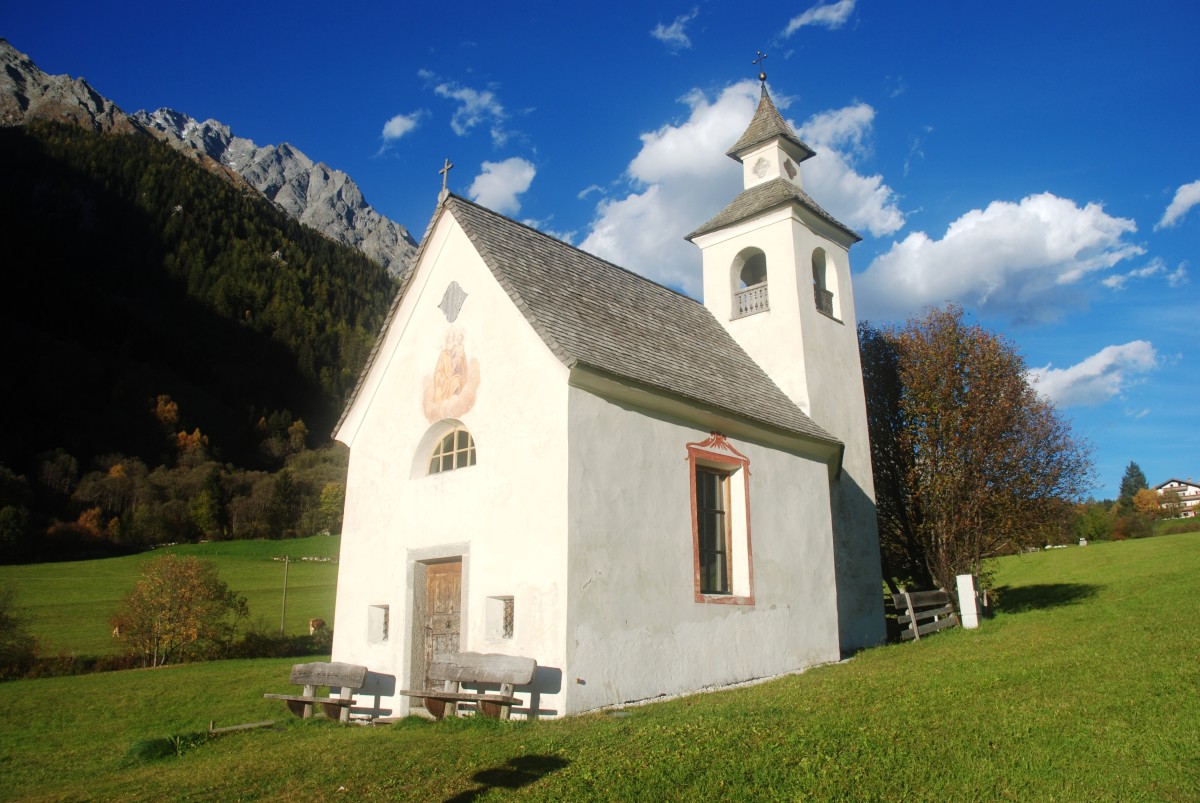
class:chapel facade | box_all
[330,78,885,719]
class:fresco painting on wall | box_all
[423,327,481,421]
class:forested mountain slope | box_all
[1,121,397,466]
[0,121,398,558]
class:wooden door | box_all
[421,560,462,692]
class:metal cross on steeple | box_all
[439,158,454,201]
[753,51,768,85]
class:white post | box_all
[956,574,980,629]
[280,555,290,634]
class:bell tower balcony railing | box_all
[815,287,834,317]
[733,281,769,319]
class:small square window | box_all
[486,596,514,640]
[367,604,389,643]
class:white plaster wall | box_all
[740,142,805,191]
[787,218,886,652]
[699,207,812,415]
[333,210,571,719]
[697,206,885,654]
[564,386,841,714]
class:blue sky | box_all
[5,0,1198,498]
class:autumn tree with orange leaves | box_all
[111,555,247,667]
[859,306,1092,596]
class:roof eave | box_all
[686,187,862,244]
[568,363,843,464]
[726,133,816,164]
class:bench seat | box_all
[264,661,368,722]
[402,652,536,720]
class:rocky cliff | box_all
[0,38,141,134]
[134,108,417,277]
[0,38,416,278]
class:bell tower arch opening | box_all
[811,247,841,320]
[731,247,769,319]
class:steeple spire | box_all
[723,68,816,192]
[725,84,815,166]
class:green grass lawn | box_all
[1,534,1198,800]
[0,536,340,656]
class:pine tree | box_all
[1118,461,1149,510]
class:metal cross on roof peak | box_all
[753,51,768,85]
[439,158,454,201]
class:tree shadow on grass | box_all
[445,755,570,802]
[993,583,1101,614]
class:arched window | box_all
[812,248,839,319]
[427,425,476,474]
[731,248,769,319]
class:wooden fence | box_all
[891,589,959,641]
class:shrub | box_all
[1113,512,1153,540]
[110,555,248,667]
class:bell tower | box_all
[686,63,884,652]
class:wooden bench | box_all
[892,589,959,641]
[401,652,536,720]
[263,661,367,722]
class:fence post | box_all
[956,574,980,629]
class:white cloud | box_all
[904,125,933,177]
[523,220,576,245]
[1028,341,1158,408]
[798,104,905,237]
[857,193,1144,324]
[782,0,856,37]
[651,8,699,51]
[1102,257,1189,290]
[467,157,536,215]
[1102,257,1165,290]
[1156,179,1200,230]
[420,70,509,146]
[580,81,904,295]
[581,82,758,294]
[1167,261,1189,287]
[381,110,423,141]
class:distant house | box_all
[329,78,885,719]
[1154,479,1200,518]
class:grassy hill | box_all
[0,535,339,656]
[1,534,1197,800]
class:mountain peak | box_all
[134,107,416,277]
[0,38,142,134]
[1,39,417,278]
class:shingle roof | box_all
[685,177,861,243]
[726,85,815,163]
[338,193,840,447]
[447,196,838,444]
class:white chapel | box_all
[330,76,885,719]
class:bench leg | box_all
[497,683,514,720]
[424,698,447,720]
[286,699,314,718]
[320,702,348,721]
[479,701,504,719]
